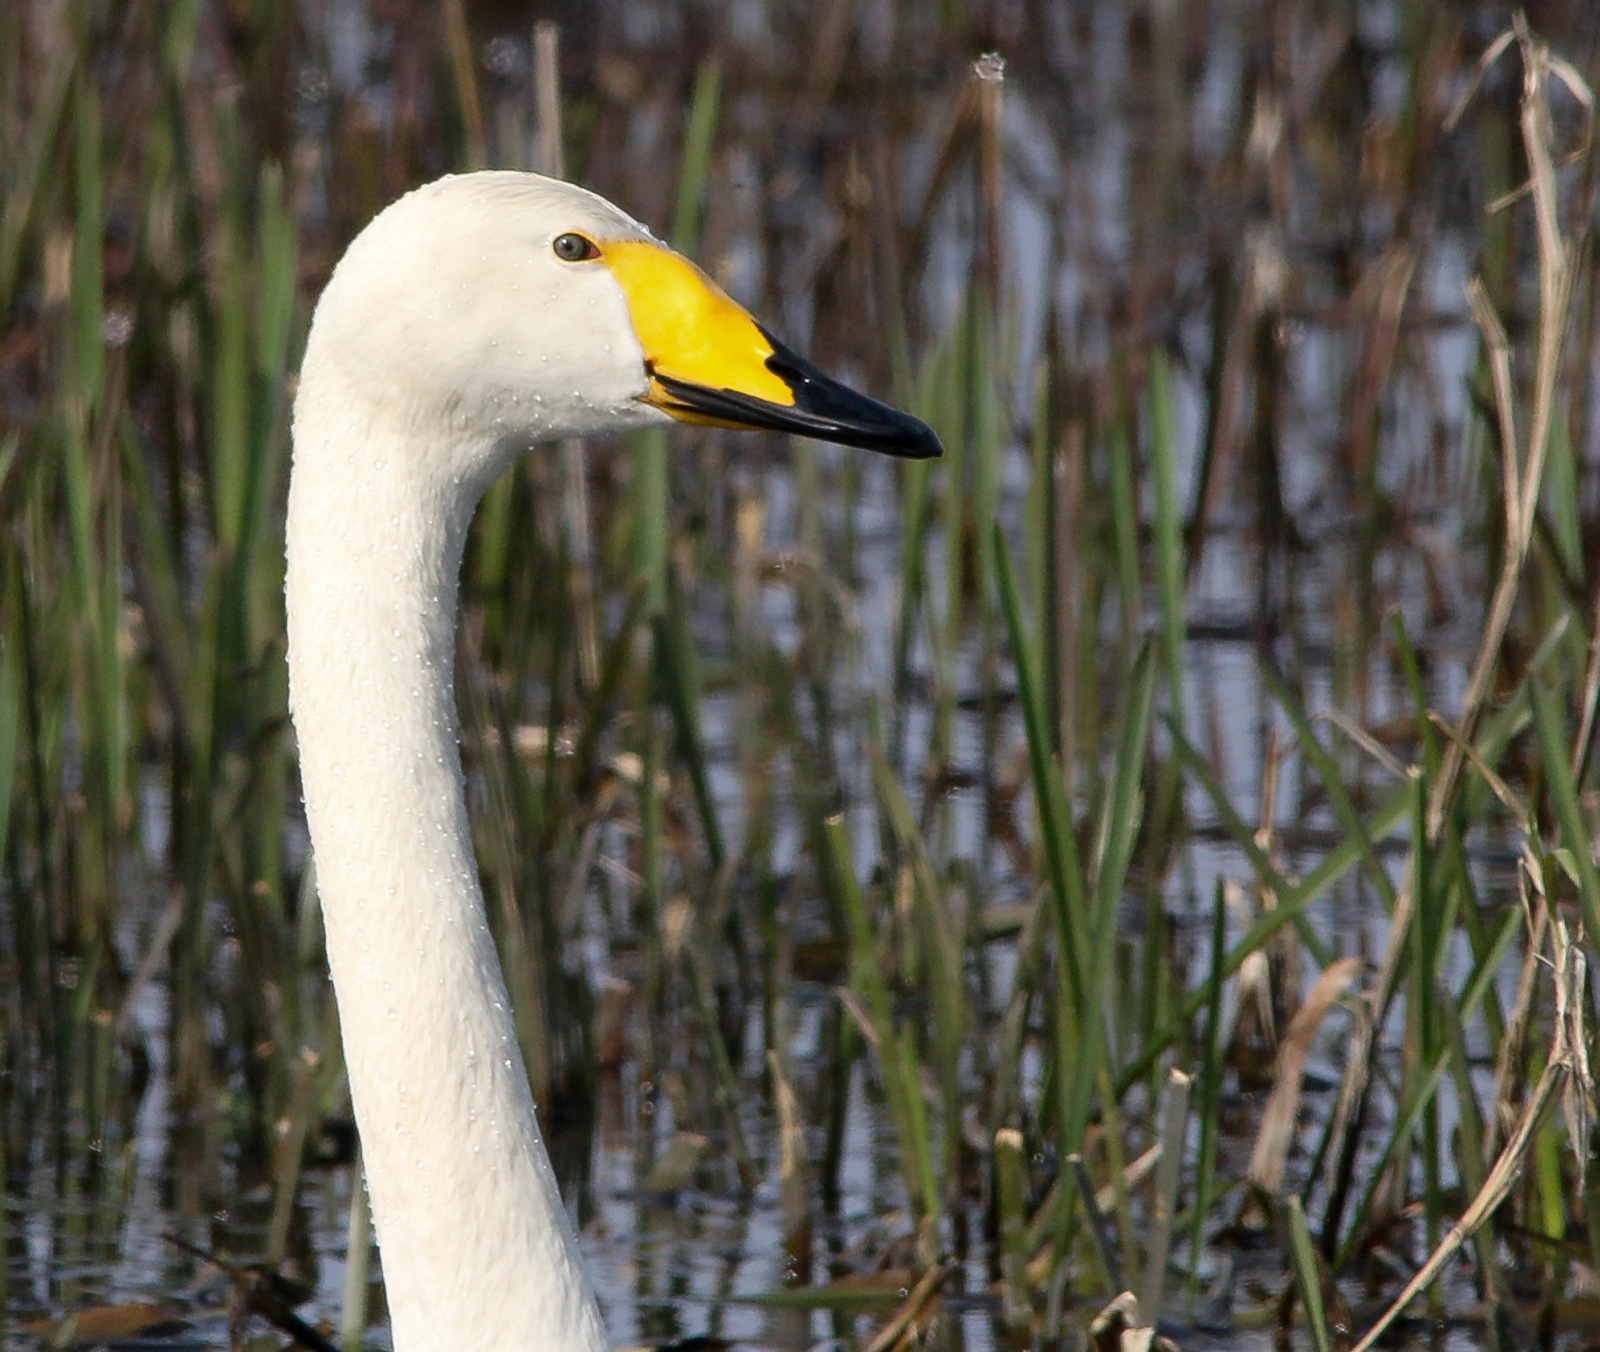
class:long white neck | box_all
[285,369,607,1352]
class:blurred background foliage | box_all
[6,0,1600,1347]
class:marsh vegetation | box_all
[4,1,1600,1348]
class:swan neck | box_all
[285,400,605,1352]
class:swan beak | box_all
[602,240,942,459]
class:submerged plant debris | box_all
[5,1,1600,1350]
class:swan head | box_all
[297,171,939,492]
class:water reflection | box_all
[6,0,1596,1348]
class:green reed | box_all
[5,7,1600,1351]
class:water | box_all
[7,0,1599,1346]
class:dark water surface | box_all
[7,0,1600,1349]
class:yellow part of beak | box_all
[601,240,796,420]
[598,236,942,459]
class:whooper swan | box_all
[285,171,938,1352]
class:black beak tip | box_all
[652,334,946,460]
[760,333,943,460]
[794,402,943,460]
[891,414,943,460]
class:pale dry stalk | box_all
[1350,1059,1567,1352]
[1483,870,1548,1167]
[1138,1068,1191,1320]
[1324,21,1591,1236]
[1247,957,1364,1195]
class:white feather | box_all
[285,172,669,1352]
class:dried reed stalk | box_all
[1350,1058,1567,1352]
[1324,19,1591,1247]
[1248,957,1363,1196]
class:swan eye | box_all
[552,232,600,263]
